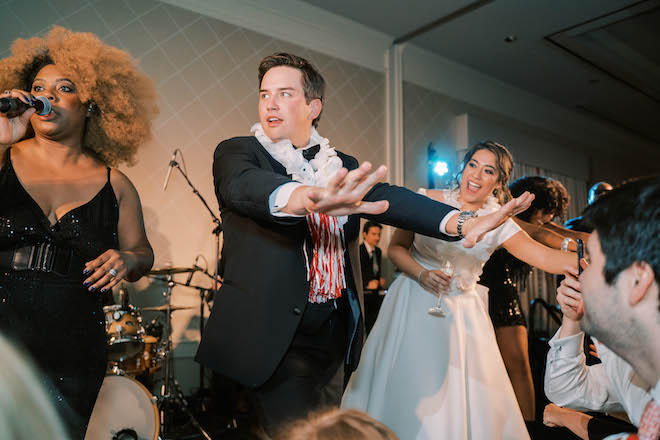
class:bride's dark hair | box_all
[451,141,514,205]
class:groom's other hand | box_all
[282,162,389,216]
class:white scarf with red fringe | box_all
[252,123,347,303]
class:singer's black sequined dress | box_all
[0,148,118,439]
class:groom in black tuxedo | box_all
[195,53,532,433]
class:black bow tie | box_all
[302,144,320,161]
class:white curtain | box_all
[511,163,588,336]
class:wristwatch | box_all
[457,210,478,239]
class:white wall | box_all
[164,0,659,184]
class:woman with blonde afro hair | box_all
[0,26,157,165]
[0,27,155,439]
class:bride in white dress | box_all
[342,142,577,440]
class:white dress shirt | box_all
[544,328,652,426]
[602,381,660,440]
[363,242,380,275]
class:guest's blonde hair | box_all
[0,333,70,439]
[276,408,399,440]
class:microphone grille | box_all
[34,96,51,116]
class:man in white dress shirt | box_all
[545,176,660,440]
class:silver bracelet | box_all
[417,269,427,284]
[561,237,573,252]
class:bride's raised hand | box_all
[0,90,36,147]
[419,269,451,295]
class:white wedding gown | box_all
[342,189,530,440]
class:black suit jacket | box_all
[195,136,459,387]
[359,243,382,293]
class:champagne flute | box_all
[428,259,454,317]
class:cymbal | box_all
[148,267,199,275]
[141,304,194,312]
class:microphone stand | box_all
[167,159,222,433]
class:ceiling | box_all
[299,0,660,148]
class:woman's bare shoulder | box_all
[108,168,140,204]
[423,188,446,203]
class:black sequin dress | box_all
[0,148,118,439]
[480,248,529,328]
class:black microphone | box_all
[162,150,178,191]
[0,96,51,116]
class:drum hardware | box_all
[156,273,213,440]
[148,266,203,276]
[144,318,163,339]
[118,284,130,309]
[142,304,194,312]
[159,150,222,438]
[104,304,145,362]
[112,429,138,440]
[108,335,163,377]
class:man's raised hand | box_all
[557,264,586,322]
[304,162,389,216]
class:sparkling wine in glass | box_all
[428,259,454,317]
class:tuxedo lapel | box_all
[251,137,289,176]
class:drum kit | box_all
[86,266,214,440]
[86,150,223,439]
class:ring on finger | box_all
[107,268,118,278]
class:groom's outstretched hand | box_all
[456,191,535,248]
[284,162,390,217]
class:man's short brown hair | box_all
[258,53,325,127]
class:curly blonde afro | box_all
[0,26,158,166]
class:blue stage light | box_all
[433,161,449,177]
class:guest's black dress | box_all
[0,148,117,439]
[480,248,529,328]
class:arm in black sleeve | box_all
[336,153,459,241]
[362,182,460,241]
[587,414,637,440]
[212,137,304,225]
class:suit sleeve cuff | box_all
[269,182,305,217]
[439,210,460,235]
[548,328,585,358]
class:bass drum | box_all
[85,375,159,440]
